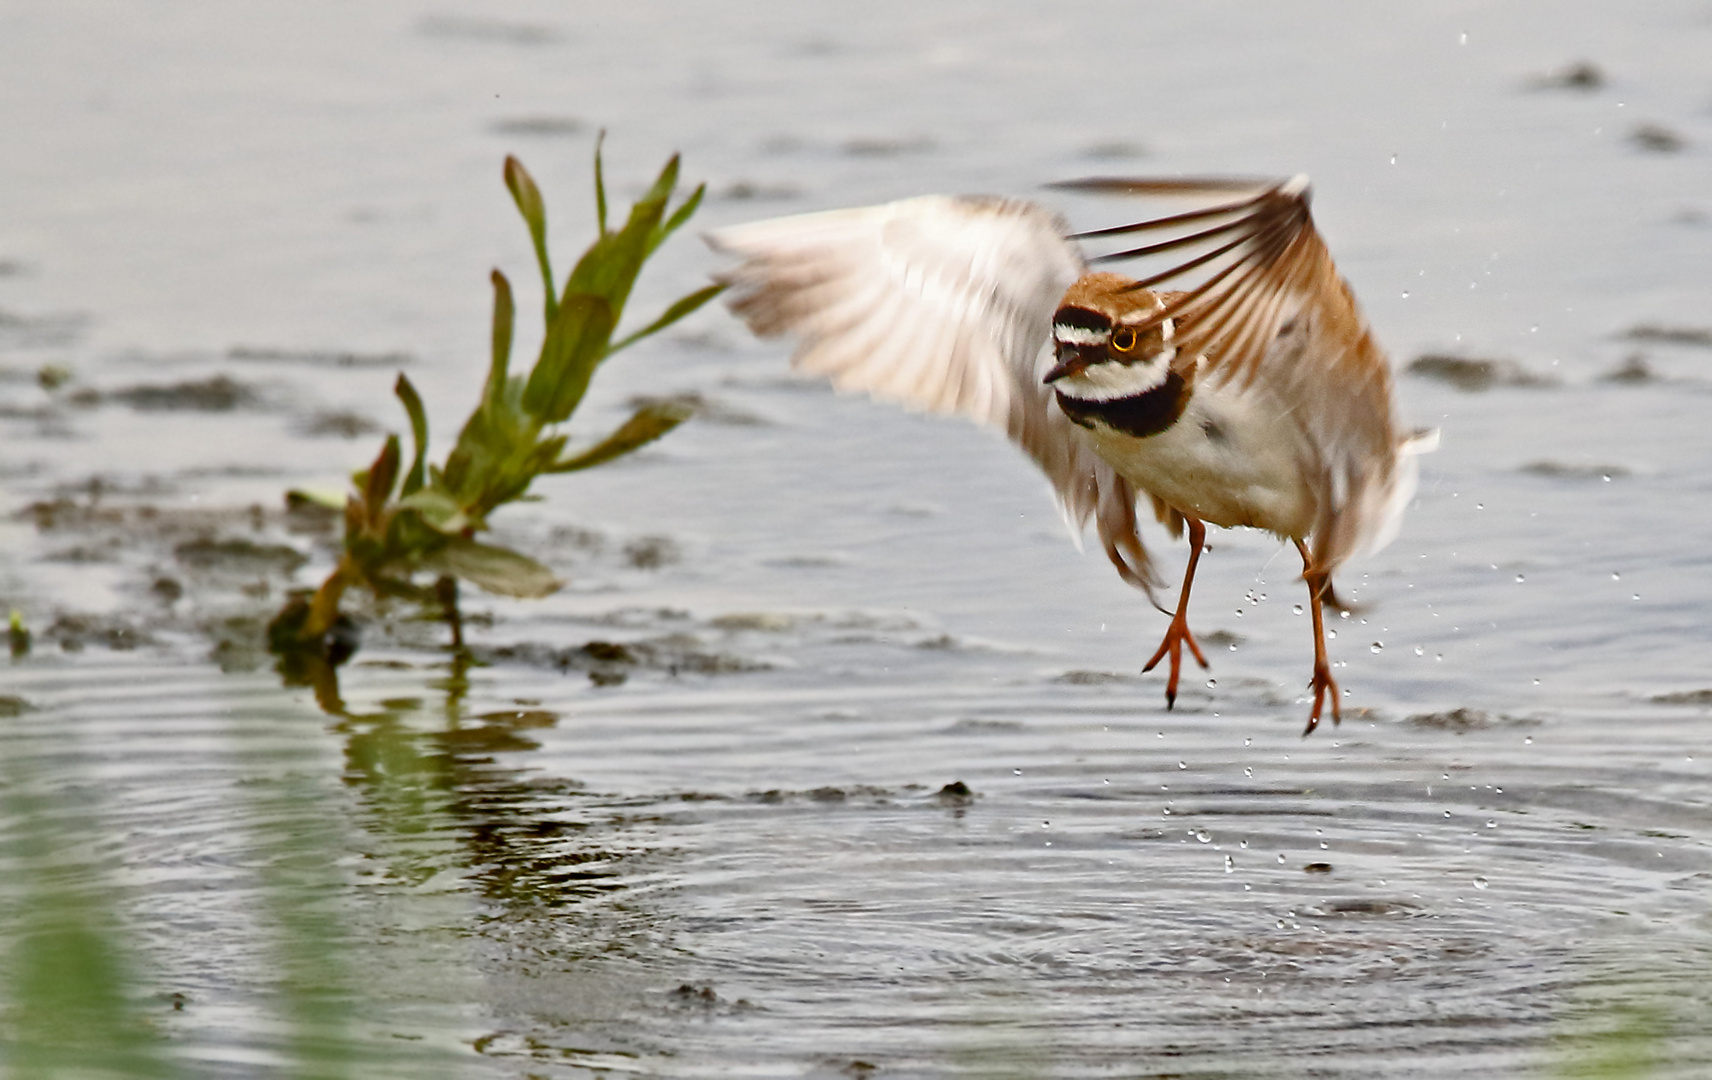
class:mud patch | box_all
[1620,324,1712,349]
[1652,689,1712,707]
[1519,461,1630,481]
[1405,707,1538,732]
[1406,354,1557,391]
[74,375,261,412]
[488,116,583,137]
[227,345,413,367]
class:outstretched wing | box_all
[707,194,1166,597]
[1058,176,1416,568]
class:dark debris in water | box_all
[1601,354,1655,383]
[1320,898,1419,916]
[43,613,153,652]
[1524,59,1605,92]
[935,780,975,805]
[298,409,382,438]
[1621,324,1712,349]
[227,345,414,367]
[473,635,770,684]
[716,179,802,203]
[1405,707,1539,733]
[1519,461,1629,481]
[174,536,308,576]
[745,784,898,805]
[628,390,769,427]
[73,374,260,412]
[1406,354,1557,392]
[415,14,561,45]
[1303,862,1333,874]
[488,115,583,137]
[1652,689,1712,706]
[1631,123,1687,153]
[841,135,934,157]
[0,695,31,717]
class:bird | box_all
[706,175,1434,733]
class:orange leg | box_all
[1295,538,1341,734]
[1142,516,1210,710]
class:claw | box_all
[1144,517,1209,712]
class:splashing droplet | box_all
[1196,829,1212,844]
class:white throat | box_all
[1053,350,1175,402]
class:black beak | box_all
[1043,345,1096,384]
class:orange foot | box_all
[1142,613,1209,710]
[1304,659,1342,735]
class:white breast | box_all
[1080,379,1317,538]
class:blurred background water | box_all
[2,1,1711,1076]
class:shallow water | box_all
[4,1,1712,1076]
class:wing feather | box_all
[709,194,1168,596]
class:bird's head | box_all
[1043,273,1177,401]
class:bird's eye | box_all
[1110,327,1139,353]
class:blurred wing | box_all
[1059,176,1412,567]
[708,194,1166,595]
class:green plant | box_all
[270,142,721,657]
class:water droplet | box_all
[1414,645,1424,656]
[1197,829,1212,843]
[1473,876,1489,890]
[1178,761,1187,770]
[1370,641,1384,653]
[1042,820,1050,829]
[1390,154,1398,165]
[1243,737,1252,747]
[1228,642,1237,651]
[1103,778,1110,785]
[1524,736,1533,745]
[1277,854,1286,864]
[1476,502,1484,510]
[1013,768,1023,775]
[1459,30,1468,44]
[1244,767,1253,778]
[1206,678,1217,689]
[1486,820,1496,829]
[1444,810,1453,818]
[1400,289,1409,298]
[1611,572,1620,581]
[1319,841,1328,850]
[1533,678,1541,686]
[1515,573,1524,583]
[1240,840,1249,849]
[1632,594,1640,601]
[1293,604,1304,615]
[1224,853,1235,872]
[1339,609,1350,619]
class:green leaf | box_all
[521,293,614,424]
[607,283,726,356]
[651,181,705,255]
[503,156,557,323]
[487,270,515,408]
[563,155,676,325]
[394,374,429,496]
[363,435,402,512]
[548,399,695,473]
[398,487,468,534]
[422,536,562,598]
[592,130,608,235]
